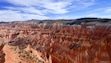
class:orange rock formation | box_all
[0,22,111,63]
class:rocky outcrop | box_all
[0,42,5,63]
[3,44,52,63]
[0,22,111,63]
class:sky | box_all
[0,0,111,21]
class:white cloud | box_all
[0,10,49,21]
[88,7,111,13]
[5,0,95,14]
[22,14,49,20]
[87,13,98,16]
[6,7,48,15]
[67,0,95,10]
[104,8,111,13]
[87,13,111,18]
[86,7,111,18]
[106,9,111,12]
[5,0,71,14]
[0,10,22,21]
[0,0,95,21]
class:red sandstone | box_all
[0,22,111,63]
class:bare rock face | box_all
[0,22,111,63]
[0,43,5,63]
[3,44,51,63]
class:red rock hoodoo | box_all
[0,22,111,63]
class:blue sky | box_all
[0,0,111,21]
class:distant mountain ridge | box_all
[41,17,111,25]
[1,17,111,25]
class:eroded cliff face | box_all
[0,22,111,63]
[0,43,5,63]
[3,44,51,63]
